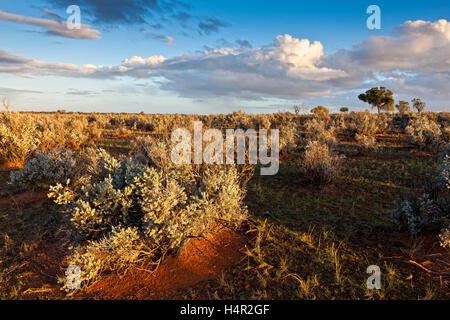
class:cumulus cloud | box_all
[330,19,450,74]
[1,19,450,103]
[0,10,100,39]
[0,34,344,98]
[259,35,347,81]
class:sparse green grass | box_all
[183,146,448,300]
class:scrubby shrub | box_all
[141,122,155,132]
[390,150,449,235]
[442,126,450,143]
[355,133,378,154]
[437,153,449,190]
[301,140,342,185]
[390,193,447,234]
[405,115,443,152]
[439,228,450,248]
[305,117,337,146]
[132,135,176,169]
[60,227,145,289]
[10,149,76,186]
[331,114,347,133]
[111,125,131,138]
[311,106,329,117]
[0,112,39,166]
[11,147,108,188]
[279,122,301,153]
[35,116,93,151]
[50,149,249,289]
[345,111,387,138]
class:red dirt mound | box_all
[82,227,247,299]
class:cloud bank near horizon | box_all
[1,19,450,108]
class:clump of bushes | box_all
[48,148,249,289]
[311,106,329,117]
[10,149,77,186]
[0,111,100,167]
[390,193,446,234]
[301,140,342,186]
[390,149,449,243]
[405,115,443,152]
[279,122,302,153]
[0,112,39,166]
[355,133,378,154]
[10,148,106,188]
[344,111,388,139]
[304,117,337,146]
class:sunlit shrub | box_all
[60,227,145,290]
[304,117,336,146]
[406,115,443,152]
[355,133,378,154]
[51,149,249,289]
[11,147,109,188]
[344,111,388,138]
[442,126,450,143]
[0,112,39,166]
[301,140,342,185]
[279,122,302,153]
[439,228,450,248]
[10,149,76,186]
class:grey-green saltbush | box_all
[301,140,342,186]
[405,115,443,152]
[390,149,449,238]
[10,149,76,186]
[50,150,249,289]
[10,148,108,187]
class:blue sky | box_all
[1,0,449,113]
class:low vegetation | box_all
[0,105,449,300]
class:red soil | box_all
[0,190,48,206]
[22,242,67,299]
[279,152,295,161]
[380,232,450,282]
[82,228,247,299]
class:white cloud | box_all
[0,10,101,39]
[0,19,450,105]
[0,34,345,98]
[330,19,450,73]
[257,35,347,81]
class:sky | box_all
[0,0,449,114]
